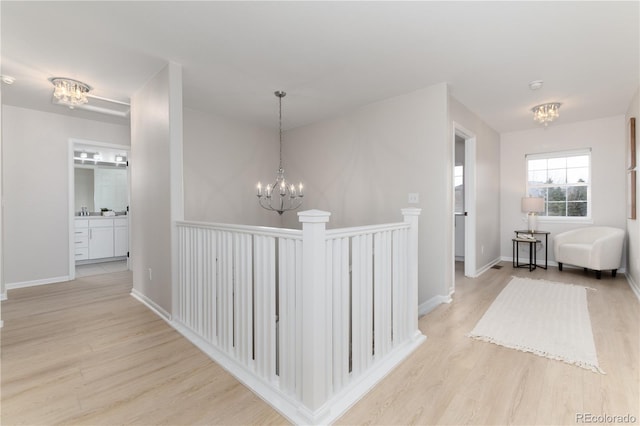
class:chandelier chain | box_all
[279,93,283,170]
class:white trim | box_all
[626,273,640,302]
[137,292,425,425]
[525,148,592,161]
[452,122,477,285]
[1,292,7,301]
[418,294,452,317]
[470,257,503,277]
[6,275,70,290]
[500,256,627,274]
[68,138,131,282]
[130,288,172,323]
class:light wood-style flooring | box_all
[2,263,638,425]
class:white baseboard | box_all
[134,287,426,425]
[418,294,452,317]
[500,256,626,274]
[472,257,503,277]
[1,292,7,301]
[626,273,640,302]
[6,275,70,290]
[130,288,172,322]
[171,318,425,425]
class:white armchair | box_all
[553,226,625,279]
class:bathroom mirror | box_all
[74,165,128,213]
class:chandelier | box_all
[531,102,561,127]
[49,77,92,109]
[256,91,304,215]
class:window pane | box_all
[547,187,566,202]
[567,186,587,201]
[529,170,547,184]
[567,167,588,183]
[528,187,546,199]
[567,201,587,216]
[547,168,567,184]
[528,158,547,171]
[567,155,589,168]
[547,201,566,216]
[548,157,566,169]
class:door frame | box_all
[451,122,477,289]
[68,138,131,280]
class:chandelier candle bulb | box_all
[257,182,262,196]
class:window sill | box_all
[538,216,593,224]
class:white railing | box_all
[174,208,424,425]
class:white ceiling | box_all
[1,1,638,133]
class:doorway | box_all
[452,123,476,294]
[68,139,131,280]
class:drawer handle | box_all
[75,241,83,244]
[75,231,83,234]
[75,253,83,257]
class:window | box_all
[454,165,464,213]
[526,150,591,218]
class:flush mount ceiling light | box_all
[528,80,544,90]
[532,102,562,127]
[49,77,92,109]
[256,90,304,215]
[1,75,15,85]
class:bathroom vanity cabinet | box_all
[75,216,128,262]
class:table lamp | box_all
[521,197,544,232]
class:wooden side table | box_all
[514,230,550,270]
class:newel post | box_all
[298,209,331,412]
[402,208,422,338]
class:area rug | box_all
[468,276,604,374]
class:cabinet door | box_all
[89,227,114,259]
[114,226,128,257]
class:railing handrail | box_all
[325,221,409,239]
[176,220,303,239]
[177,220,410,240]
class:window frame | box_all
[525,149,592,223]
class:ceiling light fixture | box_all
[532,102,561,127]
[1,75,15,85]
[528,80,544,90]
[256,90,304,215]
[49,77,92,109]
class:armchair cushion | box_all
[553,226,625,271]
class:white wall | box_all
[183,107,281,227]
[450,97,501,273]
[500,115,627,265]
[130,62,183,315]
[626,89,639,296]
[2,105,130,286]
[281,83,450,304]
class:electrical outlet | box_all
[148,268,152,281]
[481,245,485,254]
[408,193,419,204]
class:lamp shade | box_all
[521,197,544,213]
